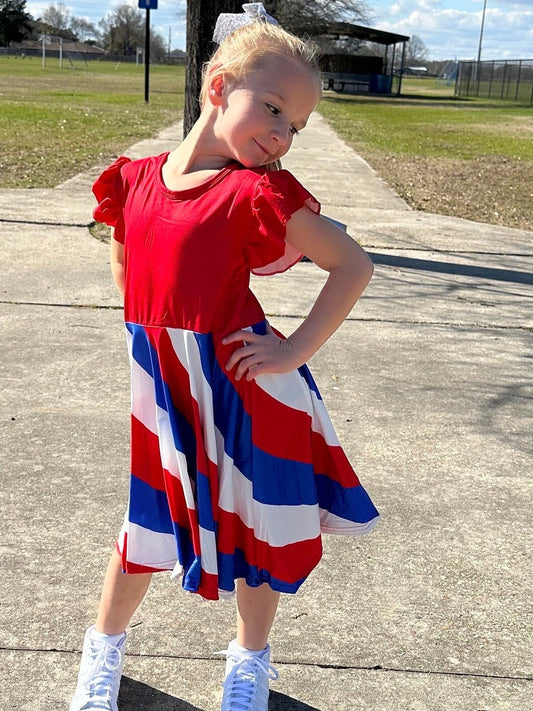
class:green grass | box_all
[319,78,533,162]
[0,57,184,187]
[1,64,531,229]
[317,77,533,230]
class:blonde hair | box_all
[200,21,321,109]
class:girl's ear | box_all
[208,73,225,106]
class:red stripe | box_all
[194,571,221,601]
[217,508,322,584]
[221,361,314,463]
[311,430,361,488]
[123,560,169,574]
[130,415,166,491]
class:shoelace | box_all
[220,653,279,711]
[79,640,123,709]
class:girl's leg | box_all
[70,549,151,710]
[95,548,152,635]
[235,579,280,650]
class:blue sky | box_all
[26,1,533,60]
[27,0,188,50]
[370,1,533,60]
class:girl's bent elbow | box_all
[365,253,375,281]
[353,246,374,283]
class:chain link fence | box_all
[455,59,533,105]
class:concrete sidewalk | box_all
[1,113,532,710]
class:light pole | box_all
[476,0,488,67]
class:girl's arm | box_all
[110,234,125,297]
[223,207,373,381]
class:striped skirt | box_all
[117,320,379,600]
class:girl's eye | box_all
[266,103,298,136]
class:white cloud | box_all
[375,2,533,60]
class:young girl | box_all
[70,6,379,711]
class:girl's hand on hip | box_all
[222,325,301,381]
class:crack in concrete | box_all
[1,646,531,683]
[0,218,91,228]
[0,300,530,332]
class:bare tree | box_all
[69,16,99,43]
[263,0,371,35]
[405,34,429,66]
[100,4,165,59]
[41,2,70,32]
[38,3,98,42]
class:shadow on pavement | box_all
[117,677,323,710]
[118,676,205,710]
[367,251,533,285]
[269,690,323,710]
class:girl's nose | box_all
[271,127,291,147]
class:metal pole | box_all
[42,35,46,68]
[397,41,406,96]
[144,8,150,103]
[476,0,487,80]
[59,37,63,68]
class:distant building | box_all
[6,39,105,61]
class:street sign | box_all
[138,0,158,9]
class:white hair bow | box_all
[213,3,278,45]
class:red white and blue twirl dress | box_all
[93,153,379,601]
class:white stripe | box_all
[255,369,313,414]
[319,510,379,536]
[120,520,177,569]
[217,431,321,547]
[130,355,158,435]
[308,388,340,447]
[198,525,218,575]
[167,329,218,464]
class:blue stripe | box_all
[250,447,317,505]
[172,521,196,573]
[128,323,168,413]
[129,474,174,534]
[196,470,216,532]
[315,474,379,524]
[297,363,322,400]
[217,549,307,594]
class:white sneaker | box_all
[220,639,279,711]
[69,626,127,711]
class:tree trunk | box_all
[184,0,242,137]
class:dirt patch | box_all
[364,153,533,232]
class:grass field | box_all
[0,61,531,230]
[0,58,184,188]
[320,77,533,230]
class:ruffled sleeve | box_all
[92,156,132,244]
[247,170,321,276]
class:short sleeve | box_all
[92,156,131,244]
[247,170,321,276]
